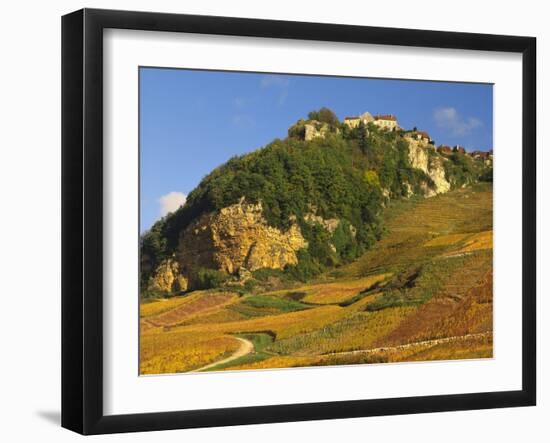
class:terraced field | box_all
[139,183,493,374]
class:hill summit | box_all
[141,107,492,296]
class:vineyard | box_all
[140,183,493,374]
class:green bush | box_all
[140,288,169,300]
[479,167,493,182]
[242,295,310,312]
[252,268,287,282]
[307,107,340,126]
[193,268,229,289]
[285,249,325,282]
[443,152,478,188]
[287,119,306,139]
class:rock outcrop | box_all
[407,138,430,172]
[147,256,188,293]
[304,212,340,233]
[304,121,335,141]
[406,138,451,195]
[427,156,451,194]
[176,198,308,285]
[304,122,328,141]
[303,121,340,141]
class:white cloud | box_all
[433,107,482,136]
[159,191,186,216]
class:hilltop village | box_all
[299,110,493,162]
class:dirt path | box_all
[323,332,492,358]
[193,337,255,372]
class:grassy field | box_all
[139,183,493,374]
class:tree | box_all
[307,107,339,126]
[288,119,306,138]
[363,170,381,188]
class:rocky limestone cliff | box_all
[176,198,308,285]
[427,156,451,194]
[303,121,341,141]
[304,122,329,141]
[147,256,188,293]
[406,138,451,195]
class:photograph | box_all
[1,0,544,439]
[138,68,494,375]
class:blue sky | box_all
[140,67,493,232]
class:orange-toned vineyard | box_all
[140,183,493,374]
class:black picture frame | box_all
[61,8,537,435]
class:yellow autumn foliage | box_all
[139,185,494,375]
[300,274,392,304]
[140,294,200,318]
[140,330,240,374]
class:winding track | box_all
[193,337,254,372]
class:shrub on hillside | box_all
[193,268,229,290]
[307,107,340,126]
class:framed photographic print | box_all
[61,8,536,435]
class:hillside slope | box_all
[141,109,492,295]
[140,183,493,373]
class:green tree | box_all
[363,170,381,188]
[307,107,339,126]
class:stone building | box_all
[470,150,493,160]
[343,111,374,128]
[414,130,432,143]
[372,114,398,130]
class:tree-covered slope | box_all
[141,109,491,292]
